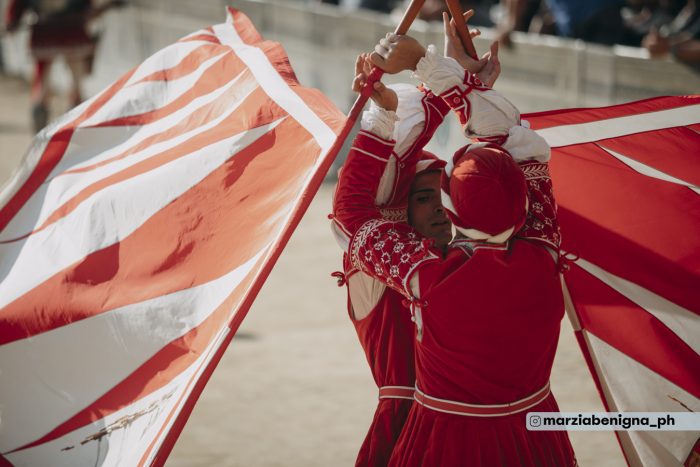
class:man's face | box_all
[407,171,452,249]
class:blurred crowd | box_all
[2,0,124,131]
[320,0,700,67]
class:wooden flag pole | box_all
[445,0,479,60]
[345,0,426,124]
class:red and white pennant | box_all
[528,95,700,467]
[0,8,345,466]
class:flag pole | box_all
[148,4,427,466]
[444,0,478,60]
[345,0,426,125]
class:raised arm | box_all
[332,54,401,240]
[374,33,560,251]
[332,53,447,300]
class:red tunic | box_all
[336,71,576,466]
[347,281,416,467]
[5,0,96,60]
[333,91,450,466]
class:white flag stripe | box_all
[0,249,264,453]
[0,72,255,241]
[0,119,284,308]
[536,104,700,148]
[576,258,700,353]
[214,22,337,154]
[0,87,122,212]
[141,227,284,465]
[598,145,700,195]
[0,88,105,209]
[0,137,50,213]
[576,258,700,355]
[0,10,347,465]
[0,42,220,211]
[82,52,230,128]
[0,127,144,240]
[585,332,699,466]
[0,42,212,212]
[3,338,216,466]
[59,69,248,177]
[141,326,233,467]
[124,40,215,88]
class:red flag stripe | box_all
[178,27,219,44]
[0,39,218,230]
[57,70,254,179]
[525,95,700,131]
[566,264,700,397]
[597,126,700,187]
[0,69,137,232]
[0,250,267,454]
[89,51,238,128]
[0,8,348,465]
[575,257,699,355]
[137,335,221,467]
[552,143,700,313]
[8,253,265,454]
[179,34,221,44]
[122,40,217,86]
[228,7,264,45]
[0,117,282,293]
[213,18,339,151]
[0,116,321,345]
[133,44,228,84]
[535,102,700,148]
[598,145,700,194]
[7,83,273,242]
[0,72,259,242]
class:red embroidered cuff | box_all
[439,71,491,126]
[349,219,440,298]
[518,162,561,250]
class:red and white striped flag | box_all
[527,96,700,466]
[0,8,345,466]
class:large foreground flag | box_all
[0,8,345,466]
[527,96,700,467]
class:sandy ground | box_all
[0,74,626,466]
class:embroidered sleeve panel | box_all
[379,206,408,222]
[438,71,491,127]
[349,219,440,299]
[518,161,561,249]
[423,88,451,116]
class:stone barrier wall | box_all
[3,0,698,161]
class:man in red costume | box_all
[4,0,121,132]
[331,13,504,466]
[334,30,576,466]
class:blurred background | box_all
[0,0,698,465]
[2,0,699,156]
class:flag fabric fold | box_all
[527,95,700,467]
[0,8,345,466]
